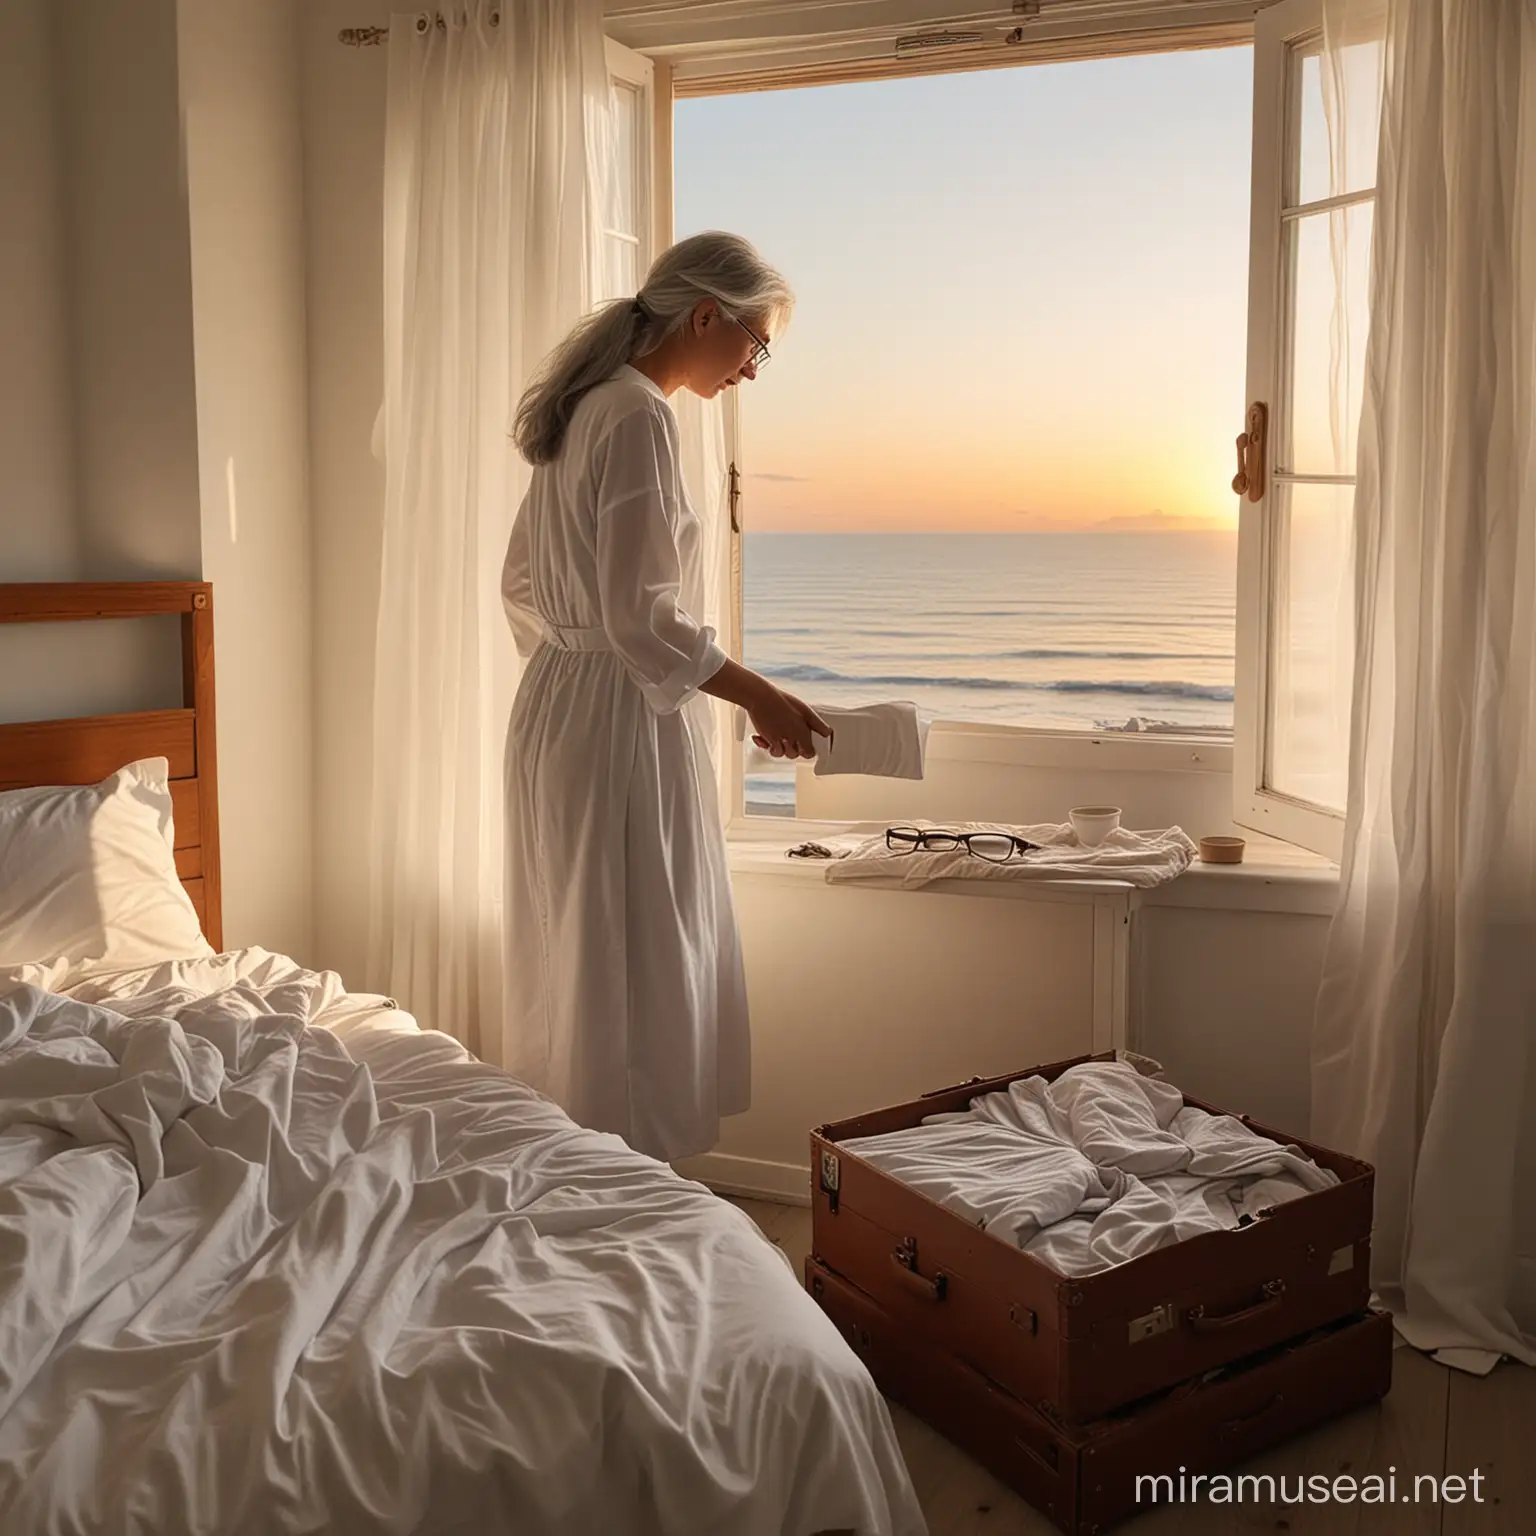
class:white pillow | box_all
[0,757,215,977]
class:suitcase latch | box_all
[1127,1302,1177,1344]
[819,1150,840,1213]
[892,1237,948,1302]
[1010,1303,1038,1335]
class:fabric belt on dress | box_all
[542,623,611,653]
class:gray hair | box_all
[512,230,795,465]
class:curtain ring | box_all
[414,13,430,35]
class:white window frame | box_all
[1231,0,1372,862]
[721,385,748,820]
[602,37,657,298]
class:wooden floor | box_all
[728,1196,1536,1536]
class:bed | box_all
[0,582,925,1536]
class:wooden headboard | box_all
[0,582,222,952]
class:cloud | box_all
[1008,509,1078,531]
[750,471,811,483]
[1003,507,1226,533]
[1091,509,1214,532]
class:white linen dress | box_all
[500,364,749,1162]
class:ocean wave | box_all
[998,649,1233,663]
[758,663,1233,702]
[1047,680,1234,700]
[754,645,1230,663]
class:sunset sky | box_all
[674,44,1255,534]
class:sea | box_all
[741,530,1238,815]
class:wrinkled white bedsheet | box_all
[841,1059,1338,1276]
[0,949,924,1536]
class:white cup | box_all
[1070,806,1122,847]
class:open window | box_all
[1232,0,1381,860]
[639,2,1380,852]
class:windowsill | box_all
[725,819,1339,916]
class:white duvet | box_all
[841,1059,1340,1276]
[0,949,924,1536]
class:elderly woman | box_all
[502,230,828,1161]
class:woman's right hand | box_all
[748,683,831,761]
[698,659,832,760]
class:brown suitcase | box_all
[810,1052,1374,1423]
[807,1257,1394,1536]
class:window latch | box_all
[1232,402,1268,502]
[728,460,741,534]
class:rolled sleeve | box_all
[593,406,726,714]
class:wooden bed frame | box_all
[0,582,222,951]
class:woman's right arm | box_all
[590,405,829,758]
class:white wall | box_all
[178,0,315,962]
[0,0,202,577]
[0,0,79,580]
[0,0,198,720]
[1134,901,1325,1134]
[299,0,394,986]
[54,0,204,579]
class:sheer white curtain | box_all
[1313,0,1536,1365]
[367,0,613,1056]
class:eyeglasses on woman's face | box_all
[730,313,771,374]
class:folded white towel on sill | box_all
[810,702,929,780]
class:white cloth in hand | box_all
[810,702,929,779]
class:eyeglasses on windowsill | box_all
[885,826,1039,863]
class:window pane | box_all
[1267,480,1354,812]
[1296,41,1382,206]
[613,80,640,237]
[1286,200,1373,476]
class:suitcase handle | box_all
[1187,1278,1286,1333]
[1218,1392,1286,1438]
[891,1242,948,1303]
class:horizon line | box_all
[742,525,1241,535]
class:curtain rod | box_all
[340,9,505,46]
[340,3,1042,50]
[340,2,1043,51]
